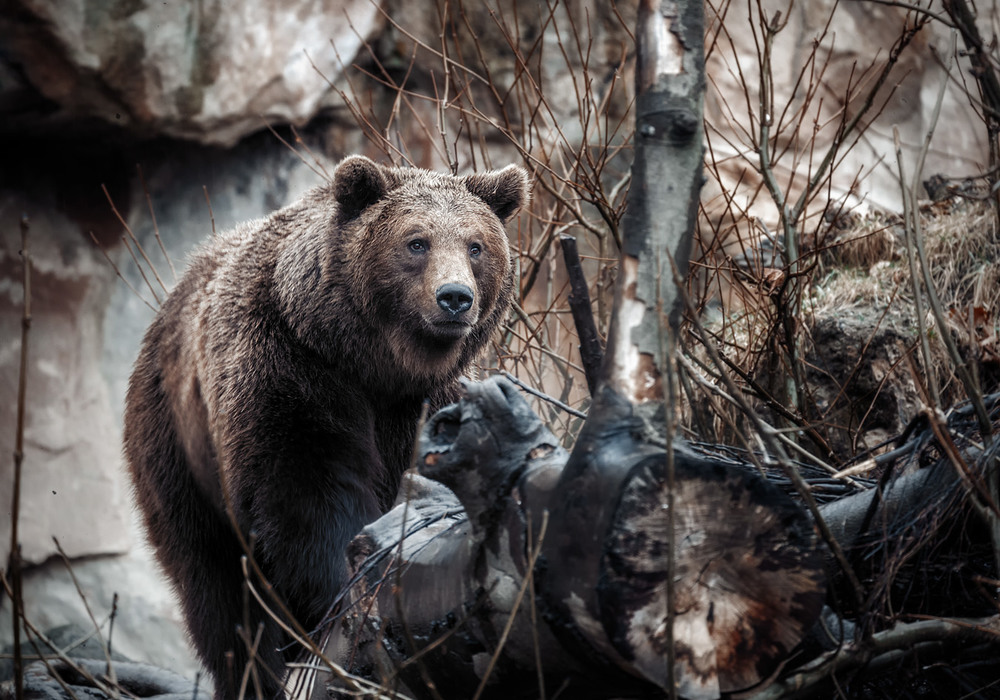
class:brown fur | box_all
[122,156,529,699]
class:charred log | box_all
[559,235,604,396]
[315,378,827,700]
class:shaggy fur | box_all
[123,156,529,700]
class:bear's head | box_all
[316,156,530,388]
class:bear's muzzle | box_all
[436,283,475,316]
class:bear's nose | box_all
[436,283,474,316]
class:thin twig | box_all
[525,510,546,700]
[0,574,116,699]
[391,487,446,700]
[88,232,157,313]
[121,235,162,307]
[52,538,119,699]
[9,214,30,700]
[499,371,587,419]
[203,187,217,237]
[102,184,169,297]
[893,30,999,574]
[261,120,332,184]
[289,125,333,181]
[236,622,264,700]
[137,165,177,281]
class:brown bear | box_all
[122,156,529,700]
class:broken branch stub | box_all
[559,235,604,396]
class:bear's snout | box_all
[436,283,475,317]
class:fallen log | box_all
[306,390,1000,700]
[313,378,827,700]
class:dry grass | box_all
[689,198,1000,461]
[815,200,1000,313]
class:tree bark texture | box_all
[316,378,827,700]
[604,0,704,403]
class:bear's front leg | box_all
[222,422,387,681]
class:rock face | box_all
[0,168,130,565]
[0,125,348,685]
[0,0,380,146]
[703,0,989,231]
[0,552,200,682]
[11,658,211,700]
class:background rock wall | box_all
[0,0,380,145]
[0,121,356,679]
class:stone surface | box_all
[11,657,211,700]
[0,0,380,146]
[703,0,989,224]
[0,547,204,685]
[0,623,129,683]
[0,179,129,566]
[1,123,347,686]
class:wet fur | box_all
[123,157,529,699]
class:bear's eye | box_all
[469,243,482,257]
[408,239,427,253]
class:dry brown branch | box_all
[88,232,157,313]
[120,235,161,307]
[0,572,113,700]
[202,187,217,237]
[101,184,168,299]
[749,615,1000,700]
[51,539,118,699]
[137,165,176,281]
[8,214,30,700]
[262,121,334,183]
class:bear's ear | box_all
[463,165,531,224]
[333,156,390,220]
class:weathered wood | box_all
[319,378,593,699]
[542,385,826,699]
[316,378,827,700]
[818,458,968,550]
[602,0,704,402]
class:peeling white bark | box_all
[603,255,663,403]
